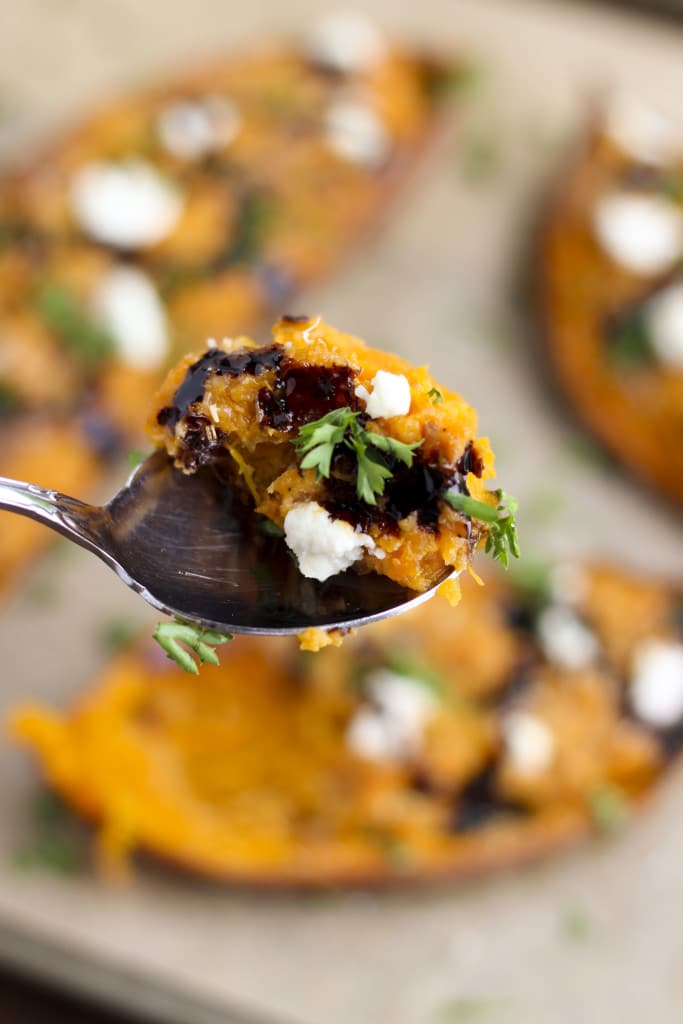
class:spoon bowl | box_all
[0,451,452,635]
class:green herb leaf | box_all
[127,449,148,469]
[36,283,115,368]
[0,382,21,418]
[588,784,629,836]
[385,652,446,699]
[12,790,86,876]
[366,432,423,466]
[428,387,443,404]
[444,489,520,568]
[153,619,233,675]
[561,904,593,944]
[295,406,423,506]
[99,616,139,653]
[607,312,653,370]
[256,516,285,539]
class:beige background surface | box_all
[1,1,683,1022]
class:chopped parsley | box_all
[12,790,86,876]
[36,283,115,368]
[660,171,683,203]
[294,406,423,506]
[99,616,139,653]
[385,652,445,699]
[607,311,653,370]
[444,489,520,568]
[256,515,285,539]
[588,784,629,836]
[153,618,233,675]
[428,386,444,404]
[561,904,593,944]
[127,449,148,469]
[0,381,20,417]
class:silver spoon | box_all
[0,450,452,635]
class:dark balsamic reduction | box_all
[280,314,312,324]
[257,364,357,430]
[173,415,227,473]
[447,765,527,834]
[157,344,285,429]
[456,440,484,479]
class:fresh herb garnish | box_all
[607,312,653,370]
[435,997,504,1023]
[256,515,285,539]
[153,618,233,675]
[460,132,502,184]
[99,616,139,653]
[562,904,593,944]
[385,652,445,699]
[37,283,115,368]
[588,784,629,835]
[127,449,148,469]
[444,489,520,568]
[428,387,444,404]
[0,381,20,417]
[660,171,683,203]
[12,790,86,876]
[294,407,423,506]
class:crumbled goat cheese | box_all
[93,266,169,370]
[284,502,378,581]
[157,96,240,159]
[645,281,683,370]
[593,192,683,275]
[502,711,555,775]
[355,370,411,418]
[346,667,438,762]
[630,640,683,729]
[605,94,681,166]
[325,100,390,167]
[307,12,387,73]
[536,605,600,670]
[70,160,183,249]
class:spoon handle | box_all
[0,476,106,553]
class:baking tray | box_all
[1,1,683,1022]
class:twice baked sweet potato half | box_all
[537,96,683,506]
[11,562,683,886]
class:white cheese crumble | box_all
[355,370,411,418]
[70,160,183,250]
[536,605,600,670]
[325,100,390,167]
[284,501,378,581]
[630,640,683,729]
[92,266,169,371]
[157,96,241,160]
[307,12,387,74]
[593,192,683,276]
[645,281,683,370]
[346,668,438,762]
[605,94,681,166]
[502,711,555,775]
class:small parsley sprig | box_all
[37,283,115,368]
[444,488,520,568]
[295,407,422,506]
[154,619,233,675]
